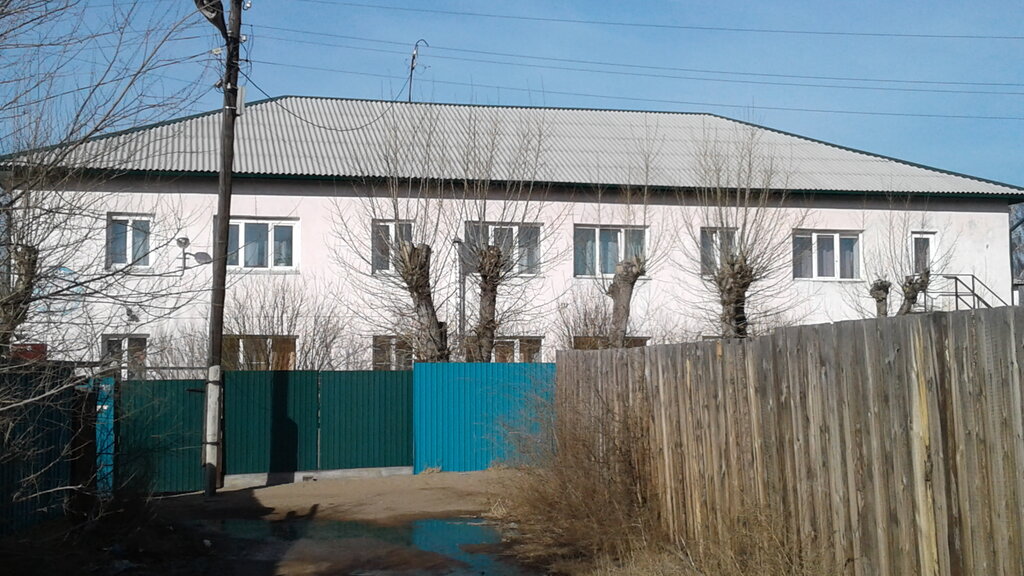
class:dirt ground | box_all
[158,468,519,524]
[1,469,533,576]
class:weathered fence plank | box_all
[556,307,1024,576]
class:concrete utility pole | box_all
[197,0,243,497]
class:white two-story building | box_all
[9,97,1022,373]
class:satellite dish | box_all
[193,252,214,265]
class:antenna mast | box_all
[408,39,428,103]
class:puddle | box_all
[204,516,541,575]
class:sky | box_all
[146,1,1024,186]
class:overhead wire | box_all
[290,0,1024,41]
[257,25,1024,88]
[246,59,1024,122]
[252,32,1024,97]
[238,68,409,132]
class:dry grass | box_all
[690,508,841,576]
[495,390,661,567]
[496,391,842,576]
[574,550,695,576]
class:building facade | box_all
[11,97,1022,372]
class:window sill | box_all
[105,265,154,275]
[574,274,652,282]
[792,277,863,283]
[465,271,545,279]
[227,267,300,275]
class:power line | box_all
[291,0,1024,41]
[253,33,1024,97]
[246,58,1024,122]
[239,68,408,132]
[257,25,1024,89]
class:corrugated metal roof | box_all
[50,96,1023,195]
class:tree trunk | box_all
[0,244,39,362]
[397,242,449,362]
[471,245,503,362]
[869,279,892,318]
[606,259,644,348]
[719,289,749,338]
[716,257,753,339]
[897,270,930,316]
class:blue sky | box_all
[166,1,1023,186]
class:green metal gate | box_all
[116,370,413,493]
[224,371,319,475]
[320,371,412,470]
[117,379,205,494]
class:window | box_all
[572,336,649,350]
[493,337,543,363]
[464,222,541,275]
[372,220,413,273]
[792,231,860,280]
[106,215,151,267]
[226,219,297,270]
[103,335,147,380]
[223,335,296,370]
[912,232,935,274]
[700,227,736,276]
[372,335,412,371]
[573,226,645,276]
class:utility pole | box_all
[197,0,242,497]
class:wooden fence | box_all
[556,307,1024,576]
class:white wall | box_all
[62,175,1012,366]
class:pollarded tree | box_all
[855,195,958,317]
[682,122,807,338]
[567,120,669,350]
[456,107,568,362]
[332,104,454,364]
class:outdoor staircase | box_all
[924,273,1009,311]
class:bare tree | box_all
[566,121,668,350]
[682,122,805,338]
[604,128,662,348]
[224,276,356,371]
[332,104,454,363]
[0,0,210,512]
[855,195,957,317]
[456,108,566,362]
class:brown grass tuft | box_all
[690,507,841,576]
[496,389,661,567]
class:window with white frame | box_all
[911,231,935,274]
[464,222,541,275]
[573,225,645,276]
[700,227,737,276]
[792,230,861,280]
[371,220,413,273]
[226,219,297,270]
[103,335,147,380]
[493,336,542,363]
[106,215,151,268]
[372,335,412,371]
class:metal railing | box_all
[934,273,1009,310]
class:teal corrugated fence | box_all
[412,363,555,473]
[0,370,76,535]
[320,371,413,470]
[113,364,552,494]
[224,371,320,475]
[117,379,204,494]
